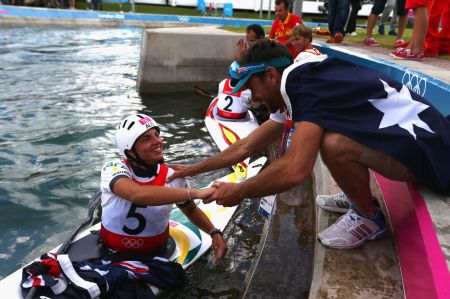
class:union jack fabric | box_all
[21,252,185,298]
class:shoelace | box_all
[335,210,361,232]
[334,192,350,208]
[333,192,347,201]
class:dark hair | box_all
[275,0,290,9]
[246,24,265,39]
[239,39,293,73]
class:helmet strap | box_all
[125,149,158,178]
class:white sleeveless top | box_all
[100,159,186,237]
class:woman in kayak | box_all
[100,113,227,260]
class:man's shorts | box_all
[406,0,429,9]
[372,0,407,16]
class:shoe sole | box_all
[317,227,387,249]
[389,52,401,58]
[392,55,424,61]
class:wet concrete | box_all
[241,146,316,299]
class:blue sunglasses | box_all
[229,56,292,93]
[229,56,292,79]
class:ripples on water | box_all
[0,26,264,296]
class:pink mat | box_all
[373,173,450,299]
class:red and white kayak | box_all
[205,97,260,181]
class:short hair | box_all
[275,0,290,9]
[291,24,313,42]
[239,39,293,73]
[246,24,265,39]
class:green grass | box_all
[340,29,449,61]
[344,28,412,48]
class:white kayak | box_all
[205,97,260,181]
[0,157,267,299]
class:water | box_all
[0,26,264,296]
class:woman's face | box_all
[133,128,164,164]
[292,35,310,53]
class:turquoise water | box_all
[0,26,264,296]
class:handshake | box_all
[190,181,243,207]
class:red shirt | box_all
[269,13,303,57]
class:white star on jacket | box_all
[368,79,435,139]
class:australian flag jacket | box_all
[281,56,450,195]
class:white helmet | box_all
[115,114,160,156]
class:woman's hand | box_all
[211,233,228,261]
[192,187,216,200]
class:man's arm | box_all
[169,119,284,179]
[205,121,324,206]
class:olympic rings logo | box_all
[178,16,190,23]
[402,71,427,97]
[122,238,144,249]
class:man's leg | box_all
[389,1,398,35]
[366,0,388,37]
[345,0,361,34]
[438,2,450,55]
[318,132,416,249]
[366,13,378,38]
[425,0,442,57]
[410,6,428,54]
[328,0,337,36]
[320,132,416,216]
[320,132,376,216]
[379,1,394,35]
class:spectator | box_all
[327,0,350,43]
[291,24,324,63]
[424,0,450,57]
[363,0,408,48]
[89,0,102,10]
[236,24,265,61]
[378,0,399,36]
[391,1,428,60]
[269,0,303,57]
[345,0,363,37]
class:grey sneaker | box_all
[318,207,387,249]
[315,192,350,213]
